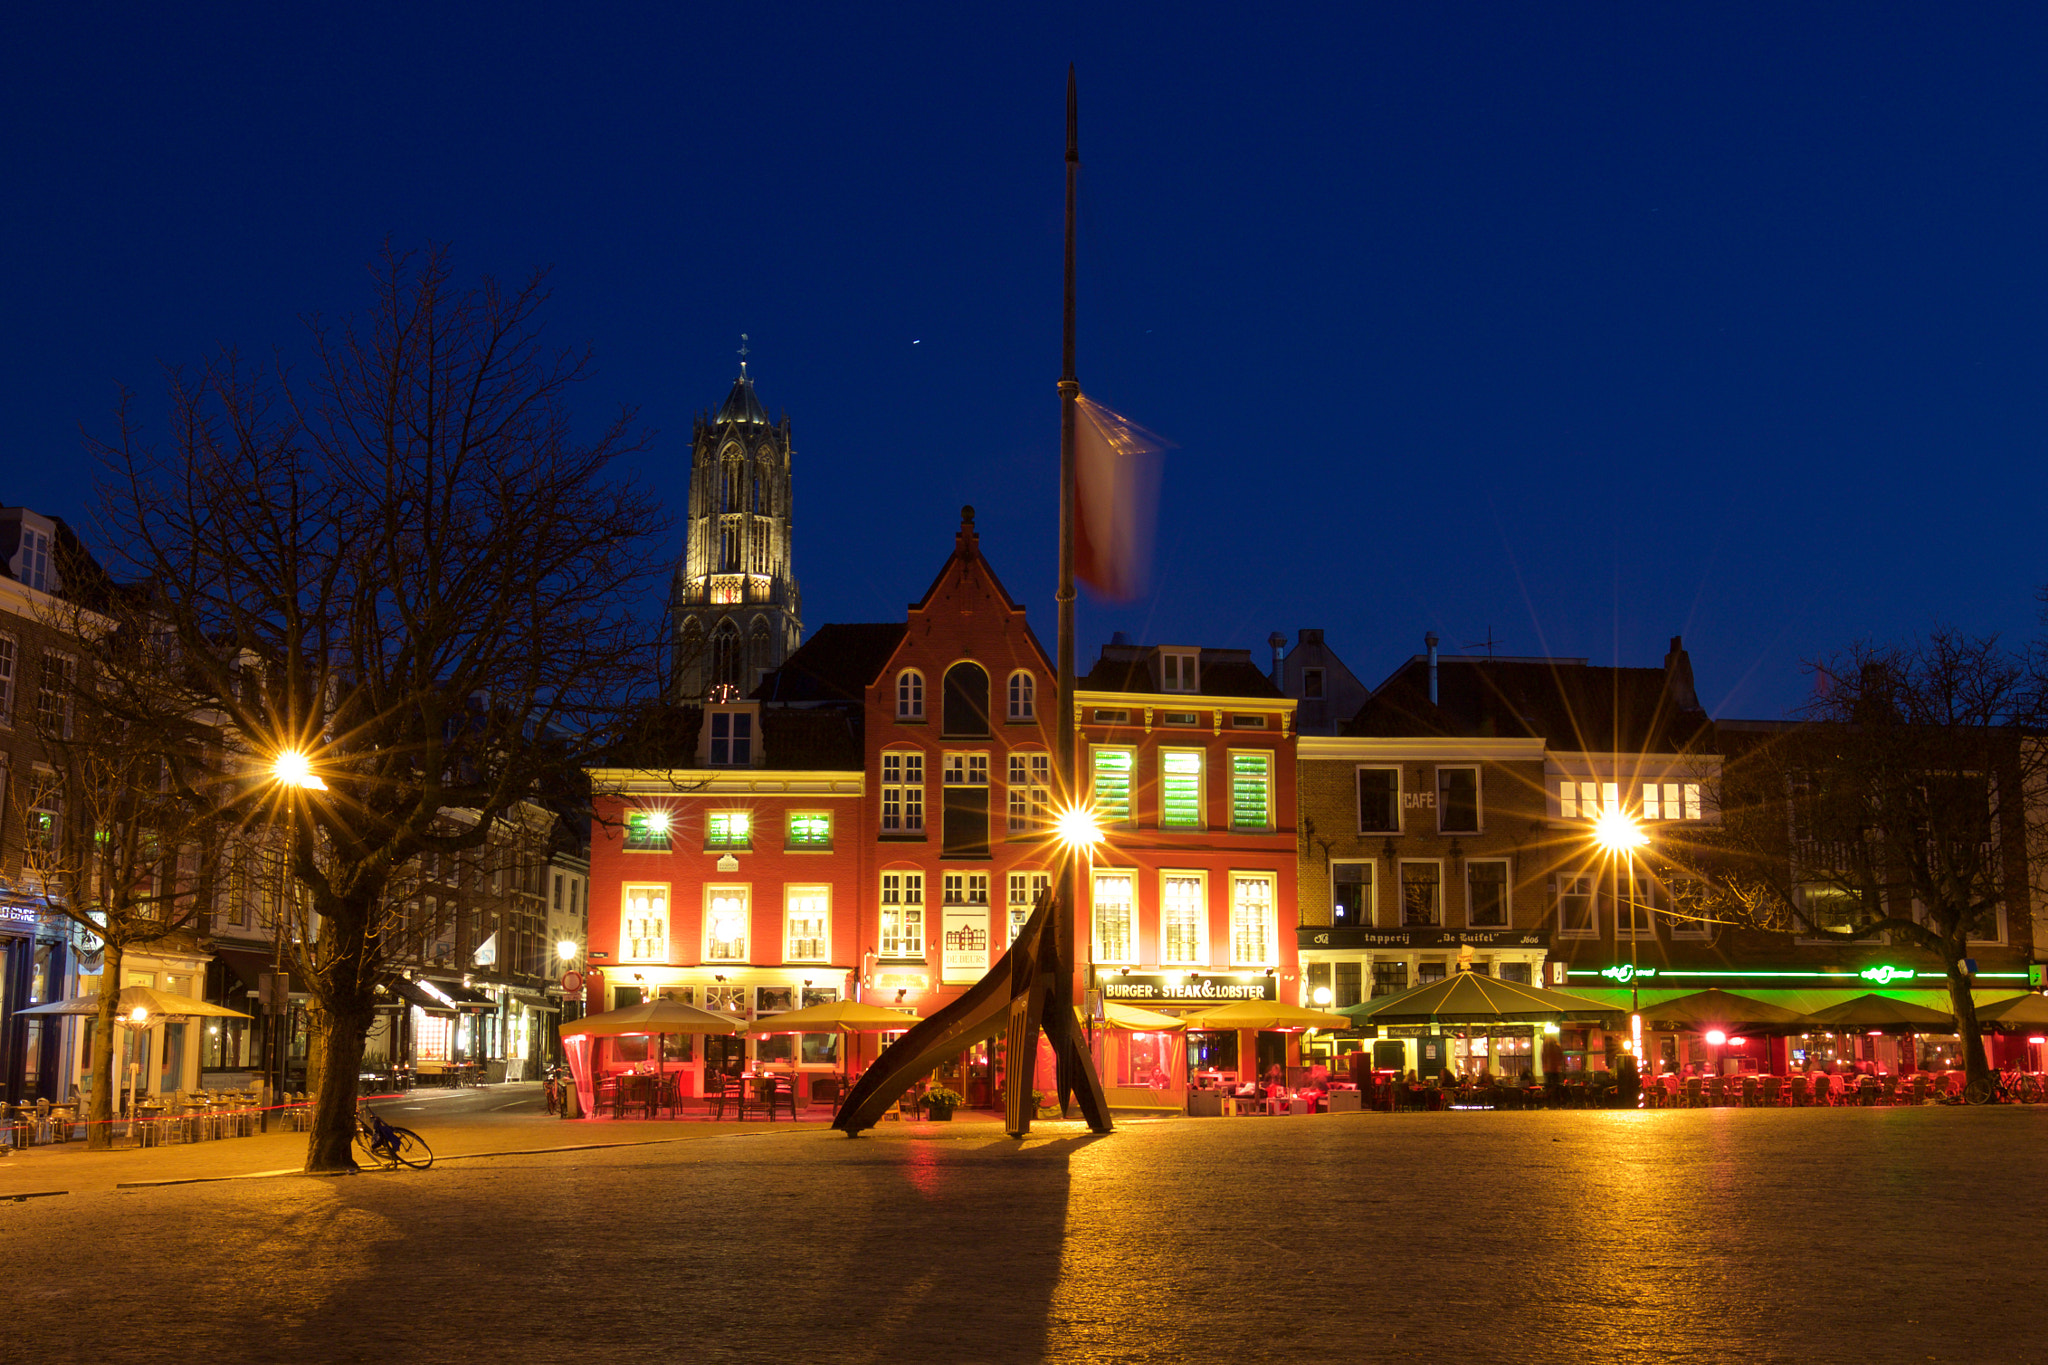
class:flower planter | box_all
[925,1103,955,1122]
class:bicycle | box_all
[543,1065,570,1116]
[1962,1068,2020,1105]
[353,1100,433,1169]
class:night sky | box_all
[6,6,2046,719]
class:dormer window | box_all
[700,702,759,766]
[1159,649,1199,693]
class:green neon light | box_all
[1568,967,2029,982]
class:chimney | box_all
[1663,635,1700,711]
[1268,632,1287,686]
[955,505,978,560]
[1426,632,1440,706]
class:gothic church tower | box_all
[670,355,802,698]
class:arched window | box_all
[897,669,924,721]
[749,620,772,682]
[1007,670,1035,721]
[710,619,742,692]
[943,662,990,737]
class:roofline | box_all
[586,768,864,795]
[1300,735,1545,763]
[1077,690,1296,711]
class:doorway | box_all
[704,1034,746,1089]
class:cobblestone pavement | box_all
[4,1094,2043,1365]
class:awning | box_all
[210,948,273,1001]
[378,976,456,1016]
[418,978,496,1009]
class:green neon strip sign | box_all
[1571,966,2027,982]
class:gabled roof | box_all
[712,374,771,427]
[1348,654,1712,753]
[1080,644,1284,700]
[753,623,907,704]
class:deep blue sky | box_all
[6,5,2045,719]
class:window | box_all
[1437,767,1479,833]
[1230,752,1273,830]
[552,874,564,911]
[880,872,925,958]
[881,750,925,834]
[621,885,669,962]
[942,662,990,737]
[1332,861,1372,928]
[1416,959,1447,986]
[26,787,58,855]
[1358,768,1399,833]
[1092,708,1131,724]
[1558,781,1619,820]
[623,809,672,850]
[705,886,749,961]
[785,887,829,962]
[897,669,924,721]
[1467,860,1509,927]
[17,528,51,591]
[35,653,74,739]
[942,751,990,858]
[1230,715,1268,730]
[1399,862,1441,928]
[1160,750,1203,829]
[1160,649,1198,692]
[1557,877,1596,935]
[1496,962,1533,985]
[1006,752,1051,833]
[705,812,751,849]
[1302,667,1325,700]
[1007,670,1036,721]
[1371,961,1409,998]
[1797,885,1878,936]
[1162,872,1206,965]
[1092,747,1134,826]
[1334,961,1362,1008]
[1660,879,1711,940]
[1230,873,1276,966]
[1007,871,1050,944]
[786,812,832,849]
[1617,878,1654,938]
[1643,782,1703,822]
[709,711,752,765]
[0,632,14,724]
[1093,871,1135,963]
[1161,711,1200,727]
[943,871,990,906]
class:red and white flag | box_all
[1073,395,1165,601]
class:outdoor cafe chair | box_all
[1788,1075,1809,1106]
[1762,1076,1783,1106]
[1811,1074,1835,1106]
[1706,1076,1727,1107]
[1740,1076,1760,1107]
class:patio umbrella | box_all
[1801,993,1954,1033]
[1342,973,1621,1026]
[1974,993,2048,1030]
[560,999,744,1114]
[1097,1001,1187,1031]
[1638,988,1811,1035]
[1181,1000,1351,1031]
[742,999,918,1093]
[17,985,250,1020]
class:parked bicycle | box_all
[353,1099,433,1169]
[543,1064,572,1116]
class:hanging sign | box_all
[1104,972,1276,1004]
[940,906,990,985]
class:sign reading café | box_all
[1102,972,1278,1005]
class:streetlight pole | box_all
[1592,808,1650,1073]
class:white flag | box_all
[473,932,498,967]
[1073,395,1165,601]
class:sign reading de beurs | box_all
[1102,972,1277,1004]
[1297,927,1552,950]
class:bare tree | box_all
[1666,632,2047,1093]
[90,245,664,1170]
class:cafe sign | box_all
[1103,972,1277,1004]
[1300,927,1551,951]
[940,906,990,985]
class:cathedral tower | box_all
[670,357,803,698]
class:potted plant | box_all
[921,1086,964,1121]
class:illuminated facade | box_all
[669,365,802,699]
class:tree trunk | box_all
[1946,958,1992,1088]
[302,996,374,1172]
[84,942,123,1151]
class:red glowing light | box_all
[1729,1036,1748,1046]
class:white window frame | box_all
[705,810,751,849]
[1357,765,1401,834]
[1160,869,1208,967]
[1160,649,1199,692]
[1228,872,1277,967]
[1091,745,1136,828]
[942,871,990,906]
[879,870,925,959]
[784,885,831,963]
[897,668,925,721]
[1615,876,1655,940]
[1007,670,1036,721]
[1660,878,1713,940]
[942,751,989,787]
[1556,875,1598,938]
[1228,749,1274,831]
[1330,860,1374,928]
[1464,858,1511,929]
[881,749,925,833]
[35,651,75,740]
[1436,765,1481,835]
[704,884,750,962]
[786,811,833,849]
[1397,859,1444,929]
[1091,868,1137,965]
[0,631,15,726]
[620,883,671,964]
[1159,747,1204,830]
[1006,751,1051,833]
[1007,870,1050,945]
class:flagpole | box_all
[1055,63,1081,1116]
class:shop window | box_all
[1162,872,1206,965]
[1332,861,1372,928]
[1334,961,1363,1008]
[1093,871,1135,964]
[1496,962,1533,985]
[1371,961,1409,998]
[1417,959,1447,986]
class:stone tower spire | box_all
[670,357,803,699]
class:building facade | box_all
[670,366,803,700]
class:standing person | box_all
[1542,1035,1565,1107]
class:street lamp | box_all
[266,746,326,1123]
[1592,808,1651,1071]
[556,939,579,963]
[272,748,328,791]
[1052,801,1106,1055]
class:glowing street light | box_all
[556,939,579,963]
[1591,809,1649,854]
[272,748,328,791]
[1052,803,1104,854]
[1592,806,1650,1082]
